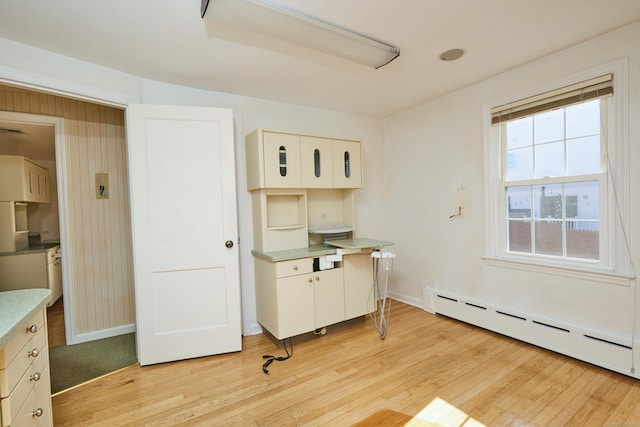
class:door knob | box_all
[225,240,234,248]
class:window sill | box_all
[483,256,635,287]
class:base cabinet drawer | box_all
[1,367,51,427]
[1,354,47,425]
[0,329,45,398]
[0,307,52,427]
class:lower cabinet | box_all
[0,309,53,427]
[0,246,62,308]
[255,254,373,340]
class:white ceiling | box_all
[1,0,640,120]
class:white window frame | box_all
[482,59,632,285]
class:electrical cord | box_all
[262,337,293,375]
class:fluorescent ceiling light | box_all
[201,0,400,69]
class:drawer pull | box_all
[307,277,313,283]
[28,348,40,358]
[293,265,298,271]
[27,324,38,333]
[30,372,42,382]
[315,276,320,281]
[32,408,44,417]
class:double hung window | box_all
[485,69,630,277]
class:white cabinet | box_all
[0,202,29,253]
[246,129,362,190]
[312,267,345,329]
[0,156,50,204]
[0,310,53,427]
[0,246,62,307]
[251,189,308,252]
[332,139,362,189]
[300,136,334,188]
[343,253,375,319]
[262,131,302,188]
[255,257,346,340]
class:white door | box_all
[127,104,241,365]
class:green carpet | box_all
[49,333,137,394]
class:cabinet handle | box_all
[315,276,320,281]
[293,265,298,271]
[32,408,44,417]
[307,278,313,283]
[26,324,38,333]
[30,372,41,382]
[28,348,39,358]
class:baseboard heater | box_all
[433,291,635,378]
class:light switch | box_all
[95,173,109,199]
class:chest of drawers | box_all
[0,310,52,427]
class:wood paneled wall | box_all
[0,84,134,336]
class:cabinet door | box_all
[47,253,63,306]
[263,132,302,188]
[333,140,362,188]
[23,161,38,202]
[301,136,333,188]
[276,274,315,338]
[344,253,375,319]
[313,268,345,328]
[36,165,50,203]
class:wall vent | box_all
[584,334,631,350]
[496,311,526,321]
[465,302,487,310]
[532,320,570,333]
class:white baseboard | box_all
[427,288,637,379]
[71,324,135,345]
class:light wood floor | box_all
[50,301,640,426]
[47,296,66,347]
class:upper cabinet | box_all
[332,139,362,189]
[246,129,362,190]
[300,136,333,188]
[0,155,51,203]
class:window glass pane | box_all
[506,186,531,218]
[535,141,564,178]
[313,148,321,177]
[567,135,600,175]
[535,220,563,256]
[506,117,533,149]
[279,146,287,177]
[508,220,531,253]
[534,184,562,219]
[566,100,600,139]
[506,147,533,180]
[566,221,599,260]
[565,181,599,220]
[534,109,564,144]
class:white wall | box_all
[0,37,386,337]
[384,21,640,375]
[140,80,386,334]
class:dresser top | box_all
[0,289,51,348]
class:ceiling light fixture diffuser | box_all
[201,0,400,69]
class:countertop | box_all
[252,238,393,262]
[252,244,337,262]
[0,242,60,257]
[0,289,51,348]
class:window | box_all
[503,99,602,261]
[484,66,631,278]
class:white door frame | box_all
[0,111,77,339]
[0,73,137,344]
